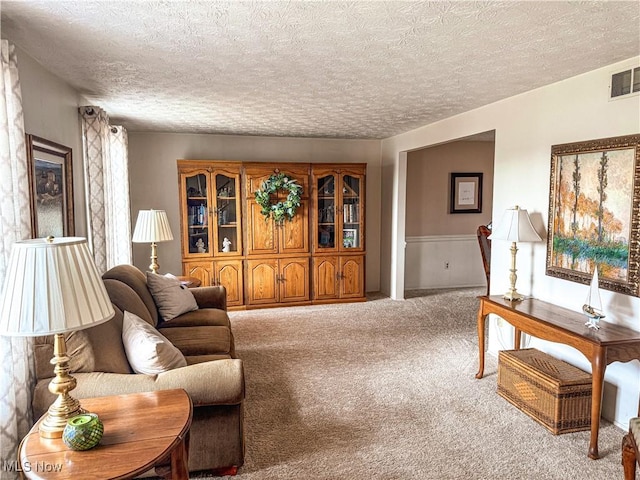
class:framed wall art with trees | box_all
[546,134,640,296]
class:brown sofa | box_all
[32,264,245,475]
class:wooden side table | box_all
[177,276,202,288]
[20,389,192,480]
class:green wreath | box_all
[255,172,303,223]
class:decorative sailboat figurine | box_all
[582,267,605,330]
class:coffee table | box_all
[20,389,192,479]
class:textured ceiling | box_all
[1,1,639,139]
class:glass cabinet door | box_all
[213,171,241,256]
[341,174,363,251]
[316,174,336,251]
[184,172,211,255]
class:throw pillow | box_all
[34,308,132,379]
[146,272,198,322]
[122,311,187,375]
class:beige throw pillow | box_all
[122,311,187,375]
[146,272,198,321]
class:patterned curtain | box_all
[80,106,132,273]
[0,40,36,480]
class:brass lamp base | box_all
[148,241,159,274]
[39,333,85,438]
[39,394,84,438]
[502,241,525,302]
[503,289,525,302]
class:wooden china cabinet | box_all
[177,160,366,309]
[178,161,244,307]
[311,164,366,301]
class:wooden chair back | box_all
[477,225,491,295]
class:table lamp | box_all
[488,205,542,301]
[0,237,114,438]
[132,209,174,274]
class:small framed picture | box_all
[26,135,74,238]
[343,228,357,248]
[450,172,482,214]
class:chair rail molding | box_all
[406,234,476,243]
[405,234,485,289]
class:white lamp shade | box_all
[0,237,115,336]
[132,210,174,243]
[489,206,542,242]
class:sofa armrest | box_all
[154,359,243,404]
[190,285,227,311]
[33,359,244,418]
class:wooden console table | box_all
[476,295,640,460]
[20,389,192,479]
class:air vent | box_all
[611,67,640,98]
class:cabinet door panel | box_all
[184,262,213,287]
[247,259,278,305]
[215,260,243,307]
[313,172,338,254]
[213,169,242,256]
[339,172,365,253]
[180,170,213,258]
[340,256,364,299]
[313,256,338,300]
[280,258,310,303]
[247,201,277,255]
[245,172,271,198]
[280,200,309,254]
[245,164,310,199]
[277,166,310,199]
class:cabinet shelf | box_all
[187,196,207,201]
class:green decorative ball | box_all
[62,413,104,451]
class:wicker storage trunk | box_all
[497,348,592,435]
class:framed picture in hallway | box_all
[450,172,482,214]
[26,135,74,238]
[546,134,640,296]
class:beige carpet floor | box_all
[195,288,626,479]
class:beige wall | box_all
[127,132,382,291]
[405,140,494,236]
[14,45,86,236]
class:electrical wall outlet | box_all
[444,262,450,269]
